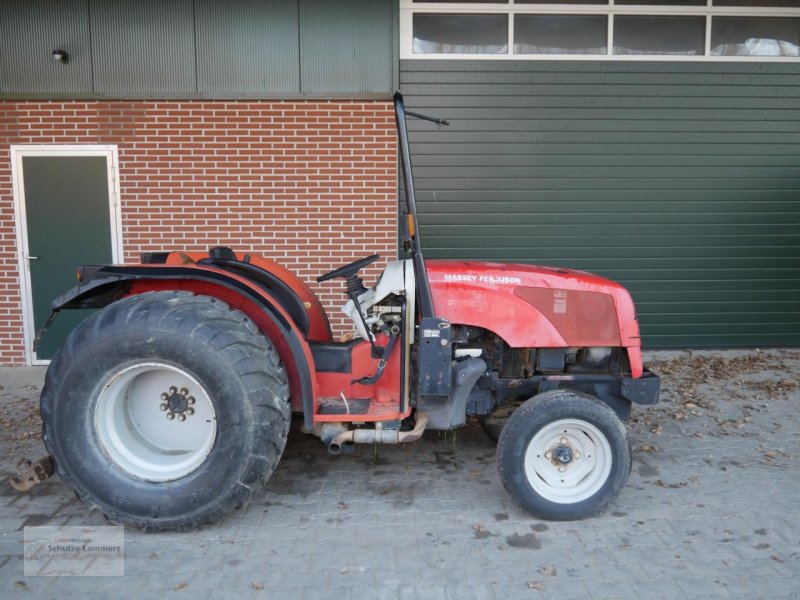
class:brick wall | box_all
[0,100,397,365]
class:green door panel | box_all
[23,155,113,360]
[400,60,800,348]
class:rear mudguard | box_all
[44,263,320,429]
[149,250,332,342]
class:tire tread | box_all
[41,291,291,531]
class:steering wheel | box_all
[316,254,380,282]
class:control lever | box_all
[353,326,400,385]
[347,288,381,358]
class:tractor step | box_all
[314,397,409,423]
[317,397,371,415]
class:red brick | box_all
[0,99,397,365]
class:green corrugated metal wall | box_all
[0,0,396,98]
[400,60,800,348]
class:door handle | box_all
[25,255,39,261]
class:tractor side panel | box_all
[314,334,406,422]
[163,250,333,342]
[429,282,568,348]
[513,287,622,347]
[427,259,644,377]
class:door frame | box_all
[10,145,124,365]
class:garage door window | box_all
[413,13,508,53]
[514,14,608,54]
[401,1,800,60]
[614,15,706,55]
[711,16,800,56]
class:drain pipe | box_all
[328,413,429,455]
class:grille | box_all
[500,347,531,379]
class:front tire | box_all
[40,291,291,531]
[497,390,630,520]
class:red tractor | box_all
[36,93,659,530]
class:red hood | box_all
[426,260,627,294]
[425,260,643,377]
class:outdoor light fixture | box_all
[52,49,68,63]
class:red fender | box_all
[162,251,332,342]
[60,255,393,425]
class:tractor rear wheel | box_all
[497,389,630,520]
[40,291,290,531]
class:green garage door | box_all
[400,60,800,348]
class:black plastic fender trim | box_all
[197,258,310,336]
[621,370,661,405]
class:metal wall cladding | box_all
[0,0,93,95]
[90,0,196,95]
[195,0,299,95]
[400,60,800,348]
[1,0,394,97]
[300,0,394,94]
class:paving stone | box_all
[444,583,496,600]
[0,349,799,598]
[675,578,733,598]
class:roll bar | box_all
[393,92,448,319]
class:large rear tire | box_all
[497,390,630,520]
[40,291,290,531]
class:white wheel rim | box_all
[95,363,217,482]
[523,418,612,504]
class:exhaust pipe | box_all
[329,412,429,451]
[327,440,356,456]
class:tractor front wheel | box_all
[40,291,290,531]
[497,390,630,520]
